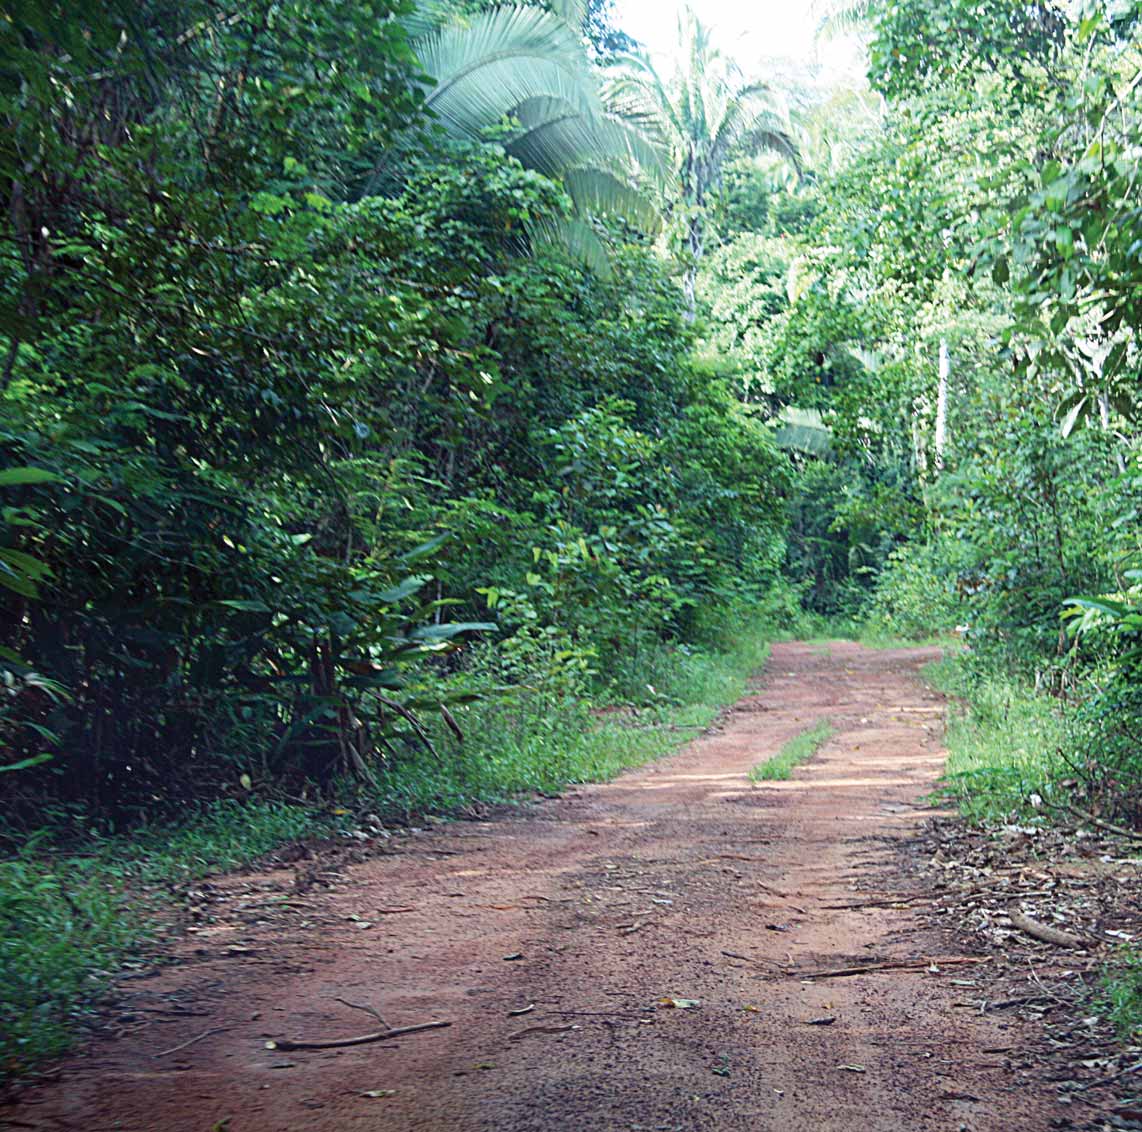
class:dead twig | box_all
[548,1010,649,1020]
[154,1026,232,1058]
[755,883,808,914]
[721,949,785,969]
[334,997,389,1029]
[1007,908,1085,949]
[266,1018,451,1051]
[508,1024,574,1041]
[792,956,989,980]
[1063,803,1142,843]
[976,995,1056,1012]
[822,895,926,910]
[1074,1059,1142,1091]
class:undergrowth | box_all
[749,719,835,781]
[0,613,775,1076]
[1099,946,1142,1043]
[923,656,1065,823]
[0,799,330,1074]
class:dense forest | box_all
[1,0,1139,1073]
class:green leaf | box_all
[377,576,431,604]
[0,752,53,774]
[0,467,61,487]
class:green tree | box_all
[407,2,664,269]
[605,7,797,313]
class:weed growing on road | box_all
[370,621,772,816]
[749,720,835,781]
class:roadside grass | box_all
[0,798,331,1075]
[858,630,956,649]
[368,620,772,817]
[924,661,1142,1055]
[799,613,955,651]
[1,614,775,1076]
[749,720,835,782]
[923,656,1065,823]
[1100,947,1142,1042]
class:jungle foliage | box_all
[725,0,1141,826]
[0,0,794,833]
[1,0,1141,1073]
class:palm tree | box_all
[604,8,798,314]
[811,0,874,40]
[396,2,665,272]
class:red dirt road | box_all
[2,642,1074,1131]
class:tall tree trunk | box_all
[934,338,950,474]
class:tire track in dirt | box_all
[0,641,1075,1131]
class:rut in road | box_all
[0,641,1071,1131]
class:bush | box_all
[866,541,965,640]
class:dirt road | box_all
[2,642,1073,1131]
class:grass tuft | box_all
[0,799,331,1075]
[749,720,835,782]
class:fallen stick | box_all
[1063,804,1142,844]
[822,895,926,910]
[1075,1059,1142,1091]
[266,1019,451,1051]
[508,1024,574,1041]
[979,995,1056,1012]
[1007,909,1085,949]
[154,1026,232,1058]
[548,1010,648,1020]
[755,883,808,914]
[721,949,785,968]
[792,956,989,980]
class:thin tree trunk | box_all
[934,338,949,474]
[1098,390,1128,475]
[682,210,703,322]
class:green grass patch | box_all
[923,656,1065,824]
[1,615,775,1076]
[0,799,331,1076]
[1099,946,1142,1043]
[857,630,956,649]
[749,720,835,782]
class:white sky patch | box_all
[615,0,815,66]
[612,0,865,89]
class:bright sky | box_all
[612,0,863,84]
[616,0,815,64]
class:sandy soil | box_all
[1,641,1077,1131]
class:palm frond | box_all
[812,0,875,41]
[528,214,613,277]
[409,4,666,269]
[401,0,459,42]
[774,407,832,455]
[562,168,662,232]
[549,0,588,27]
[506,97,669,186]
[417,7,597,134]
